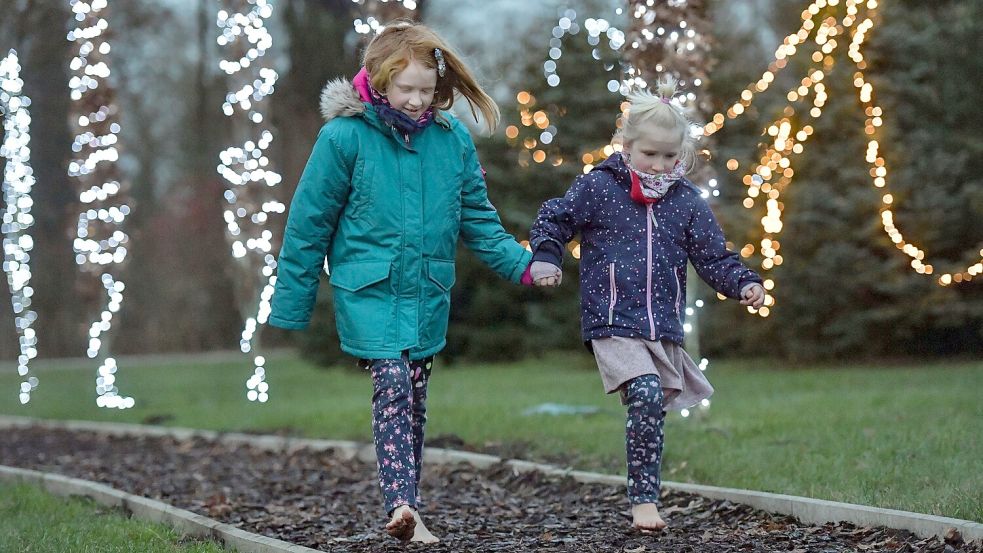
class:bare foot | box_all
[385,505,416,541]
[410,510,440,544]
[631,503,667,531]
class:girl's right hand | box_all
[530,261,563,287]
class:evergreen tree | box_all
[702,0,983,359]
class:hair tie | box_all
[660,97,671,105]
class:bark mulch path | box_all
[0,427,977,553]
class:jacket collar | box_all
[594,152,633,190]
[318,77,451,149]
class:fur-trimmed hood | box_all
[317,76,453,134]
[319,78,366,123]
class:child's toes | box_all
[385,507,416,541]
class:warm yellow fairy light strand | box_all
[848,3,983,284]
[707,7,845,315]
[1,50,40,404]
[706,0,981,296]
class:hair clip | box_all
[434,48,446,77]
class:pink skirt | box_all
[591,336,714,411]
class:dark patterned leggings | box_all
[623,373,666,505]
[362,354,433,515]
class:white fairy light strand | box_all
[543,8,625,91]
[217,0,285,403]
[524,3,706,163]
[67,0,134,409]
[0,50,40,405]
[349,0,418,35]
[352,16,385,36]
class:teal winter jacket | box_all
[268,78,532,360]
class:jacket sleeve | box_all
[269,124,353,329]
[458,134,532,283]
[528,173,597,266]
[685,195,762,299]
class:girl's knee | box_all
[624,374,664,409]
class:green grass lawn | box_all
[1,353,980,523]
[0,481,233,553]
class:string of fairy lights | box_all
[703,0,844,314]
[704,0,981,303]
[506,8,622,168]
[508,4,709,172]
[217,0,285,403]
[1,50,40,405]
[67,0,134,409]
[848,7,982,285]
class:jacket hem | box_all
[268,315,310,330]
[339,340,446,361]
[582,326,684,346]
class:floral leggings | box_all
[361,353,434,515]
[622,373,666,505]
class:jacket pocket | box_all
[329,260,391,292]
[608,262,618,325]
[422,258,455,343]
[329,260,392,345]
[427,258,456,291]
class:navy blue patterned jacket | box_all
[530,153,762,345]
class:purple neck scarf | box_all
[353,67,435,136]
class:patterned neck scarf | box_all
[625,155,685,202]
[360,70,435,136]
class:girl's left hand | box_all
[530,261,562,287]
[740,283,766,309]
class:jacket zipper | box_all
[608,262,617,325]
[645,204,656,340]
[673,267,682,321]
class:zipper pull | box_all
[650,207,658,228]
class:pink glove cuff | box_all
[520,264,534,287]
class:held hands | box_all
[740,282,766,309]
[530,261,563,287]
